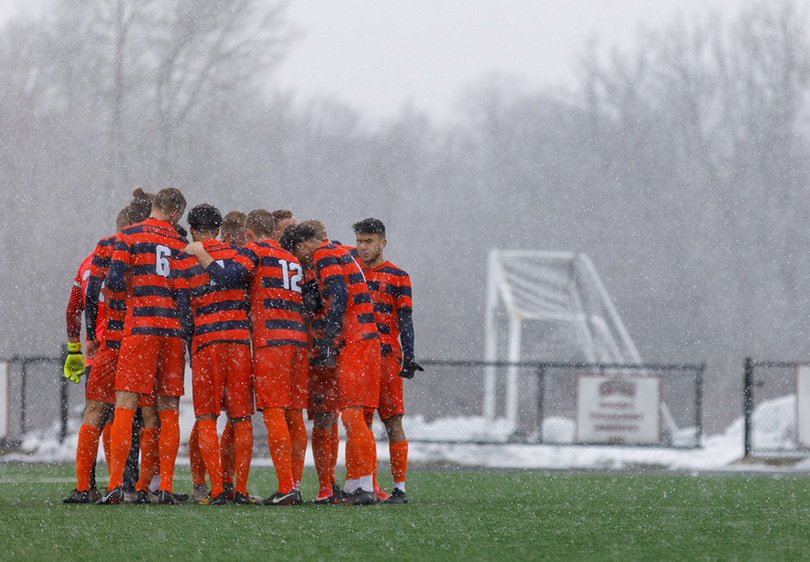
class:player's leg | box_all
[379,354,408,503]
[188,420,209,501]
[134,403,158,500]
[98,390,139,503]
[223,342,254,504]
[363,407,387,501]
[311,411,335,502]
[152,336,186,504]
[287,347,309,491]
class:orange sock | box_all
[370,424,379,490]
[188,421,206,486]
[390,440,408,484]
[135,427,159,492]
[76,425,100,491]
[158,410,180,493]
[262,408,293,493]
[102,421,112,468]
[197,420,224,497]
[286,409,307,488]
[330,420,339,483]
[220,422,235,487]
[341,408,374,480]
[108,408,135,489]
[311,427,332,494]
[232,419,253,496]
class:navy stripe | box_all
[377,323,391,335]
[260,276,286,290]
[131,327,184,338]
[258,340,309,349]
[107,320,125,332]
[361,332,380,340]
[133,307,178,319]
[194,320,251,336]
[132,264,163,276]
[264,319,307,332]
[108,300,126,311]
[397,286,412,298]
[195,339,251,351]
[357,313,376,325]
[378,265,408,277]
[353,292,372,305]
[105,341,121,350]
[262,298,304,314]
[133,285,174,299]
[347,272,365,284]
[91,255,110,268]
[310,319,327,331]
[195,300,248,317]
[260,255,284,268]
[373,302,394,315]
[381,343,393,355]
[316,255,340,268]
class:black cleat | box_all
[96,486,124,505]
[63,489,90,504]
[383,488,408,504]
[156,490,178,505]
[337,488,377,506]
[223,482,235,502]
[132,490,150,504]
[199,492,229,506]
[313,493,336,505]
[261,489,302,506]
[88,488,103,503]
[172,492,189,502]
[233,492,257,505]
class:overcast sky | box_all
[276,0,757,123]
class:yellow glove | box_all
[63,342,85,384]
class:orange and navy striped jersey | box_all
[302,268,329,360]
[361,261,413,358]
[313,241,379,347]
[207,239,307,349]
[179,239,251,353]
[67,253,93,341]
[106,218,193,339]
[85,234,127,350]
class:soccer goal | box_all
[483,250,682,442]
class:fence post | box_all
[59,344,68,443]
[536,366,545,443]
[743,357,754,457]
[696,364,704,446]
[20,358,26,435]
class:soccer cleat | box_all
[383,488,408,504]
[156,490,179,505]
[313,490,336,505]
[191,483,210,503]
[173,492,190,502]
[132,490,150,504]
[63,489,90,504]
[88,488,103,503]
[233,492,258,505]
[261,489,303,506]
[374,486,390,502]
[199,492,228,506]
[223,482,235,502]
[337,488,377,506]
[96,486,124,505]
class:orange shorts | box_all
[115,335,185,397]
[337,338,381,410]
[377,354,404,419]
[290,346,309,410]
[252,344,300,410]
[138,393,157,408]
[85,347,117,404]
[192,342,254,419]
[308,365,339,413]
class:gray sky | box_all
[277,0,756,122]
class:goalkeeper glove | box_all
[398,356,423,379]
[63,342,85,383]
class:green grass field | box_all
[1,463,809,561]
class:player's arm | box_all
[396,275,422,379]
[64,279,85,383]
[185,242,252,287]
[105,233,131,293]
[322,274,347,351]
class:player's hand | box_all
[63,342,85,384]
[86,339,100,359]
[183,241,204,257]
[398,356,423,379]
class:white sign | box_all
[796,365,810,449]
[576,374,661,445]
[0,362,7,440]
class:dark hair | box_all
[278,223,318,253]
[352,217,386,237]
[245,209,275,236]
[187,204,223,233]
[127,187,154,224]
[175,223,188,240]
[299,219,327,240]
[115,207,130,231]
[154,187,187,217]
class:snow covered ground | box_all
[3,395,809,474]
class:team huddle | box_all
[62,187,422,506]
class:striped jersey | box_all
[208,239,307,349]
[313,241,379,347]
[180,239,251,353]
[361,261,413,358]
[106,218,193,339]
[85,234,127,350]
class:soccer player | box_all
[221,210,248,247]
[270,209,297,240]
[185,209,306,506]
[97,187,192,505]
[279,223,381,505]
[353,218,423,504]
[181,204,255,505]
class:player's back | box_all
[185,239,251,352]
[110,218,191,338]
[234,240,307,349]
[313,241,378,346]
[88,234,127,349]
